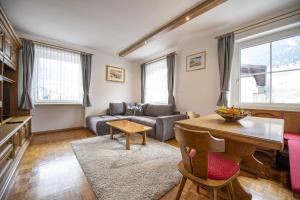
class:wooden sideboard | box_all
[0,116,31,199]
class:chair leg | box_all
[226,185,232,200]
[228,182,235,200]
[196,185,200,194]
[210,188,217,200]
[176,176,187,200]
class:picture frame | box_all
[106,65,125,83]
[186,51,206,72]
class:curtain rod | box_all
[215,8,300,39]
[144,52,176,65]
[20,37,94,56]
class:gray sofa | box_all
[86,103,187,141]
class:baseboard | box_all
[33,127,85,135]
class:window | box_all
[234,33,300,108]
[144,58,168,104]
[32,44,83,104]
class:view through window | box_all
[240,35,300,105]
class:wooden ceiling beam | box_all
[118,0,227,57]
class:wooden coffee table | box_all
[106,120,152,150]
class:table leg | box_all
[126,134,130,150]
[110,126,113,140]
[231,178,252,200]
[142,131,147,145]
[241,154,266,178]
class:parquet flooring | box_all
[6,129,299,200]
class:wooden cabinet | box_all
[0,5,30,200]
[0,116,31,199]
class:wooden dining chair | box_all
[174,124,240,200]
[186,111,200,119]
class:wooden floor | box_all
[6,129,299,200]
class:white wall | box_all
[138,36,220,116]
[30,105,84,132]
[18,33,139,132]
[175,37,220,115]
[85,50,140,117]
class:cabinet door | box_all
[4,35,12,59]
[25,123,30,139]
[19,126,26,145]
[0,27,3,53]
[10,43,18,65]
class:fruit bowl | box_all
[215,106,250,122]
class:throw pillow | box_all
[124,102,136,115]
[135,103,145,116]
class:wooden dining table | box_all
[176,114,284,200]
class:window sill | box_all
[34,103,83,106]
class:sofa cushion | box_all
[284,132,300,141]
[131,116,156,139]
[131,116,157,128]
[109,103,125,115]
[86,115,119,135]
[144,104,174,117]
[288,140,300,194]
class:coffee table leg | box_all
[110,126,113,140]
[142,131,147,145]
[126,134,130,150]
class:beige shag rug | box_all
[71,134,181,200]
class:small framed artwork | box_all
[186,51,206,72]
[106,65,125,83]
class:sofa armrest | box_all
[156,114,188,141]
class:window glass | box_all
[239,34,300,106]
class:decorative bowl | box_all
[215,110,249,122]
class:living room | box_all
[0,0,300,200]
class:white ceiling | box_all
[1,0,299,61]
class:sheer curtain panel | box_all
[32,44,83,104]
[144,59,168,104]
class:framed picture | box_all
[186,51,206,72]
[106,65,125,83]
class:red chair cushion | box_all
[188,149,239,180]
[288,140,300,194]
[284,132,300,141]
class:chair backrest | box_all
[186,111,200,119]
[174,124,225,179]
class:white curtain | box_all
[32,44,83,104]
[145,58,168,104]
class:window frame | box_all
[32,44,83,105]
[231,27,300,111]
